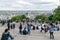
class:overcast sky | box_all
[0,0,60,10]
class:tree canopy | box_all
[11,15,26,21]
[35,6,60,21]
[34,15,48,20]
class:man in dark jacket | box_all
[1,29,14,40]
[23,27,28,35]
[7,20,10,30]
[19,23,22,34]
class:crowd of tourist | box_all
[0,19,60,40]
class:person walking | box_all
[49,23,57,39]
[19,23,23,34]
[7,20,10,30]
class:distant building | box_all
[0,10,53,20]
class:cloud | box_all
[0,0,60,10]
[16,1,33,5]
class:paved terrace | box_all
[0,23,60,40]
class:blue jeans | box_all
[19,29,22,34]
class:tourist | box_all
[32,25,35,30]
[22,19,25,24]
[38,25,41,31]
[40,23,44,32]
[49,23,57,39]
[1,29,14,40]
[36,26,39,30]
[10,23,13,29]
[27,23,31,34]
[7,20,10,30]
[19,23,23,34]
[2,20,5,26]
[23,27,28,35]
[55,22,59,31]
[44,25,48,33]
[11,21,16,29]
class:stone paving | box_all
[0,23,60,40]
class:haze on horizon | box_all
[0,0,60,11]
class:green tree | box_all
[47,15,53,21]
[35,15,48,20]
[11,15,26,21]
[53,6,60,21]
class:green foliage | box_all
[47,15,53,21]
[54,6,60,14]
[48,6,60,21]
[35,6,60,21]
[35,15,48,20]
[11,16,18,21]
[53,6,60,21]
[11,15,26,21]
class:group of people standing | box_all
[19,22,31,35]
[40,22,59,39]
[0,20,60,40]
[19,20,59,39]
